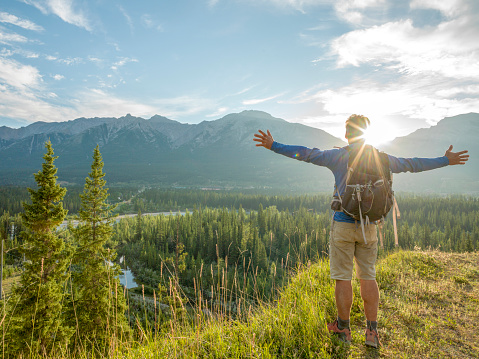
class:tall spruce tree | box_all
[71,145,129,350]
[6,141,72,356]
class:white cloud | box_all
[234,0,333,13]
[243,93,284,105]
[24,0,92,31]
[152,95,218,120]
[410,0,464,17]
[330,0,479,79]
[334,0,385,24]
[1,85,221,126]
[53,74,64,80]
[284,0,479,140]
[0,57,41,90]
[25,52,40,58]
[234,86,255,96]
[119,6,134,33]
[206,107,229,118]
[111,57,138,70]
[44,54,82,65]
[141,14,164,32]
[286,73,479,140]
[88,56,102,64]
[208,0,220,7]
[0,85,158,125]
[0,11,44,31]
[72,89,157,119]
[0,86,77,124]
[0,29,28,44]
[60,57,83,65]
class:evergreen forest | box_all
[0,141,478,357]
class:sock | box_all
[367,320,378,332]
[337,316,350,330]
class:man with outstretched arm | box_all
[253,115,469,348]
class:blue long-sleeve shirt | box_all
[270,141,449,223]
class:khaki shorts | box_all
[329,220,378,281]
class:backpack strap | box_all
[377,221,384,249]
[355,186,369,244]
[392,196,401,247]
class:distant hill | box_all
[380,113,478,194]
[0,111,477,193]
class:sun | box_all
[362,125,394,147]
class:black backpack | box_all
[332,144,394,222]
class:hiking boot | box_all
[365,328,380,348]
[327,320,351,344]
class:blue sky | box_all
[1,0,478,142]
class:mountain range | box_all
[0,111,477,194]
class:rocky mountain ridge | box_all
[0,111,477,193]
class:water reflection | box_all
[119,268,138,289]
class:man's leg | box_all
[360,279,381,348]
[335,280,353,320]
[328,221,356,343]
[360,279,379,321]
[327,279,353,343]
[355,224,381,348]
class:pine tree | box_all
[71,145,130,350]
[6,141,73,356]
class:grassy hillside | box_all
[119,250,478,358]
[2,250,478,358]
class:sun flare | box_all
[362,125,394,147]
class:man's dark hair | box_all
[346,114,370,141]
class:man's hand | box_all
[253,129,274,150]
[445,145,469,165]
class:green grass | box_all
[119,250,479,358]
[2,250,478,358]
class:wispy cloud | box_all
[0,57,41,90]
[73,89,157,119]
[0,29,28,44]
[24,0,92,31]
[152,95,218,119]
[243,93,284,105]
[70,91,219,122]
[234,86,255,96]
[0,77,221,125]
[208,0,331,12]
[263,0,334,11]
[0,86,76,125]
[0,11,44,31]
[1,48,41,59]
[0,57,74,124]
[141,14,164,32]
[410,0,464,18]
[331,21,479,79]
[334,0,386,25]
[53,74,64,80]
[44,54,84,65]
[111,57,138,71]
[206,107,229,118]
[119,6,134,34]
